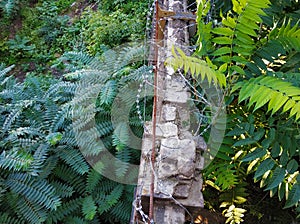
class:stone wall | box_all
[135,0,205,223]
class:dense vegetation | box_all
[0,0,300,223]
[169,0,300,223]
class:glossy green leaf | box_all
[242,148,267,162]
[284,183,300,208]
[254,158,275,179]
[265,167,286,190]
[287,159,298,174]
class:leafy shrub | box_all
[0,45,152,223]
[82,0,147,55]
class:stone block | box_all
[174,181,192,198]
[177,175,204,207]
[164,89,189,104]
[162,105,177,121]
[158,157,178,178]
[193,135,207,151]
[146,122,178,138]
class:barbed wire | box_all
[133,0,220,222]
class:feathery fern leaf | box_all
[47,198,83,223]
[0,150,33,171]
[57,146,89,175]
[82,196,97,220]
[53,164,86,194]
[0,65,14,79]
[16,197,48,224]
[86,168,103,193]
[233,76,300,119]
[166,47,226,87]
[100,80,117,105]
[5,173,61,210]
[51,181,74,198]
[0,213,26,224]
[28,144,49,176]
[221,204,246,224]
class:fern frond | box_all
[110,200,131,222]
[57,146,89,175]
[220,183,249,205]
[16,197,48,224]
[38,156,58,179]
[0,150,33,172]
[95,121,114,137]
[82,196,97,220]
[0,0,18,17]
[86,168,103,193]
[0,65,15,80]
[47,198,83,223]
[166,47,226,87]
[209,0,271,76]
[112,122,129,151]
[0,213,26,224]
[115,149,131,178]
[100,80,117,105]
[51,181,74,198]
[5,173,61,210]
[233,76,300,119]
[221,204,246,224]
[270,20,300,52]
[205,162,239,191]
[97,188,120,215]
[65,216,88,224]
[53,164,86,194]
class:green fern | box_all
[232,76,300,120]
[100,80,117,105]
[165,47,226,87]
[82,196,97,220]
[0,150,33,171]
[51,181,74,198]
[5,173,61,210]
[47,198,83,223]
[205,161,239,191]
[57,146,89,175]
[0,213,26,224]
[0,41,149,223]
[85,168,103,193]
[16,197,48,224]
[0,0,18,17]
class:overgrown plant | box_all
[167,0,300,223]
[0,45,152,223]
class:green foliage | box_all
[166,47,226,87]
[193,0,300,222]
[232,76,300,119]
[0,40,151,223]
[0,0,19,18]
[82,0,147,55]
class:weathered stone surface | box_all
[158,157,178,178]
[154,201,186,224]
[156,179,177,196]
[162,105,177,121]
[193,135,207,151]
[146,122,178,138]
[177,139,196,177]
[177,175,204,207]
[174,181,192,198]
[195,154,205,171]
[158,138,195,179]
[164,89,189,104]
